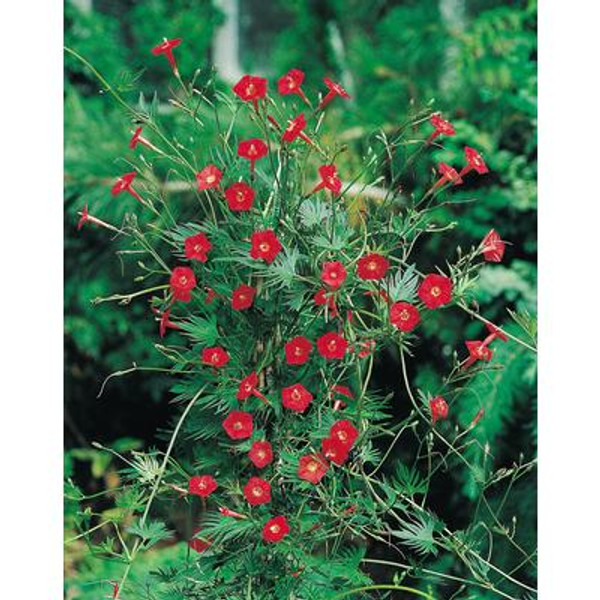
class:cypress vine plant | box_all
[65,39,537,600]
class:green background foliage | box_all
[64,0,536,598]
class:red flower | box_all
[248,441,273,468]
[157,308,181,338]
[196,165,223,191]
[321,437,350,466]
[184,232,212,262]
[357,339,376,359]
[430,396,449,424]
[204,287,217,305]
[219,506,246,518]
[310,164,342,195]
[278,68,309,104]
[459,146,489,177]
[188,529,212,553]
[170,266,196,302]
[356,253,389,280]
[222,411,253,440]
[262,515,290,543]
[250,230,282,264]
[389,302,421,333]
[151,38,182,75]
[282,383,313,413]
[297,453,329,484]
[330,420,358,448]
[463,340,493,369]
[238,139,268,173]
[111,171,144,204]
[331,385,353,410]
[233,75,267,110]
[485,322,508,343]
[317,77,351,111]
[418,274,453,309]
[314,290,338,316]
[129,126,157,151]
[201,346,230,368]
[481,229,505,263]
[243,477,271,506]
[284,336,313,365]
[282,113,314,146]
[188,475,217,498]
[317,332,348,360]
[77,203,117,232]
[225,182,255,212]
[432,162,463,191]
[426,113,456,145]
[237,371,258,400]
[232,284,256,310]
[321,261,347,289]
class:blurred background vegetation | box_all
[64,0,536,597]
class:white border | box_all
[539,1,600,597]
[1,0,63,595]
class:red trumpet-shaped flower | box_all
[129,126,158,151]
[426,113,456,145]
[278,68,310,105]
[232,284,256,310]
[485,322,508,343]
[298,453,329,484]
[222,411,253,440]
[219,506,246,519]
[201,346,230,368]
[282,383,313,413]
[237,139,268,173]
[250,230,282,264]
[331,385,353,411]
[263,516,290,543]
[188,531,212,553]
[481,229,505,263]
[151,38,182,75]
[418,273,453,309]
[225,182,255,212]
[357,339,376,359]
[330,420,358,448]
[248,441,273,468]
[77,203,118,232]
[184,232,212,263]
[317,77,351,111]
[233,75,267,111]
[188,475,217,498]
[196,165,223,191]
[317,332,348,360]
[284,336,313,365]
[204,287,217,306]
[311,164,342,195]
[389,302,421,333]
[170,266,196,302]
[321,437,350,466]
[314,289,339,317]
[237,371,268,403]
[111,171,144,204]
[321,261,347,289]
[459,146,489,177]
[463,340,493,369]
[243,477,271,506]
[357,252,389,281]
[156,308,181,338]
[282,113,314,146]
[431,163,463,191]
[430,396,449,424]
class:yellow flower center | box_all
[431,286,441,297]
[259,242,270,252]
